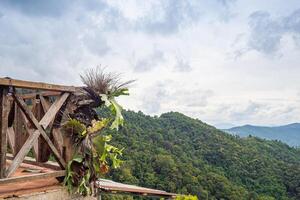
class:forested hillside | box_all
[102,111,300,200]
[224,124,300,147]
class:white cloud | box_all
[0,0,300,126]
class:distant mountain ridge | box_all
[224,123,300,147]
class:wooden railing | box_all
[0,78,76,183]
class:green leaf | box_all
[109,98,124,130]
[111,88,129,97]
[87,119,109,134]
[92,135,112,156]
[72,155,84,163]
[100,94,124,130]
[63,119,86,137]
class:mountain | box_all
[101,110,300,200]
[214,123,236,129]
[224,123,300,147]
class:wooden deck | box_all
[0,161,63,199]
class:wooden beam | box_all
[6,154,61,171]
[19,110,38,159]
[39,93,69,128]
[0,170,65,185]
[20,91,62,99]
[14,104,26,155]
[0,78,76,92]
[41,95,64,156]
[0,87,8,178]
[6,93,69,177]
[7,127,15,155]
[33,96,50,163]
[40,95,51,111]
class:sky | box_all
[0,0,300,128]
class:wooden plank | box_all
[29,97,39,159]
[41,95,64,156]
[0,170,65,185]
[7,127,15,155]
[14,104,26,155]
[19,110,37,159]
[34,97,51,163]
[52,128,64,155]
[20,91,61,99]
[6,154,61,171]
[39,93,69,128]
[6,93,69,177]
[7,101,16,155]
[40,95,51,111]
[40,95,64,158]
[7,91,62,101]
[0,78,75,92]
[0,87,8,178]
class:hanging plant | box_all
[63,67,134,196]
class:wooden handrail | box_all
[0,78,76,92]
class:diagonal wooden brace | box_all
[5,93,70,177]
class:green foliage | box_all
[63,69,131,196]
[101,93,125,130]
[104,111,300,200]
[175,195,198,200]
[63,119,87,143]
[63,119,123,196]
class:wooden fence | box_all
[0,78,76,184]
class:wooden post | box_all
[14,104,26,155]
[0,87,8,178]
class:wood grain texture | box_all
[0,87,8,178]
[6,127,15,155]
[6,93,69,177]
[0,170,65,185]
[0,78,75,92]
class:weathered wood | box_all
[0,78,76,92]
[40,95,62,159]
[0,170,65,185]
[41,95,64,156]
[34,97,51,162]
[39,93,69,128]
[14,104,26,155]
[6,101,16,155]
[19,110,37,159]
[0,87,8,178]
[40,95,51,111]
[63,136,74,162]
[52,128,64,155]
[6,154,61,170]
[6,93,69,177]
[7,127,15,155]
[20,91,61,99]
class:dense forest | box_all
[99,110,300,200]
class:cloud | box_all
[105,0,236,35]
[139,81,214,115]
[178,89,214,108]
[135,0,202,34]
[1,0,300,127]
[134,49,165,72]
[140,82,169,114]
[228,101,265,122]
[244,8,300,55]
[174,57,192,72]
[0,0,72,17]
[248,11,283,55]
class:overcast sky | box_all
[1,0,300,128]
